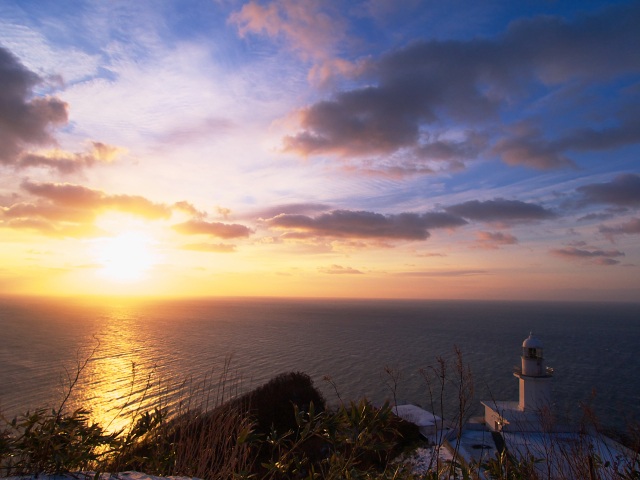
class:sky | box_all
[0,0,639,301]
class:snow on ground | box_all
[393,445,455,476]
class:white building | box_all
[482,333,554,432]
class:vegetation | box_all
[1,349,639,479]
[0,370,420,479]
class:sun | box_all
[94,232,158,282]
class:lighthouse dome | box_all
[522,333,542,349]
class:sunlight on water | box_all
[1,296,639,434]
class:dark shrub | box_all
[235,371,326,435]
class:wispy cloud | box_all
[396,269,489,277]
[181,242,237,253]
[550,246,625,266]
[253,203,332,220]
[318,264,363,274]
[599,218,640,240]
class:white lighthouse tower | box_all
[482,333,554,432]
[514,333,553,412]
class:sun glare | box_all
[95,232,157,282]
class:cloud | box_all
[173,201,206,219]
[550,247,625,264]
[2,202,94,223]
[21,180,171,219]
[0,47,123,174]
[265,209,466,240]
[181,243,237,253]
[493,123,576,170]
[445,199,555,223]
[474,231,518,249]
[0,46,68,166]
[254,203,331,220]
[599,218,640,239]
[577,173,640,207]
[2,217,104,238]
[173,219,253,239]
[396,269,488,277]
[594,258,621,266]
[282,3,640,170]
[229,0,353,84]
[16,141,123,174]
[156,117,234,145]
[318,264,363,274]
[0,180,197,238]
[578,212,616,222]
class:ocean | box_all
[0,296,638,433]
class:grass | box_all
[0,367,420,479]
[1,349,639,479]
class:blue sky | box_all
[0,0,639,300]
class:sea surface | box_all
[0,296,639,433]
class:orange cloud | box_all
[21,180,171,219]
[173,219,253,239]
[474,231,518,249]
[0,181,190,238]
[181,243,237,253]
[230,0,345,60]
[318,264,363,274]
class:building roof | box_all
[522,332,543,348]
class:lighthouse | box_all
[481,333,554,432]
[514,333,553,412]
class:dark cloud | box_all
[182,243,237,253]
[0,46,68,166]
[0,47,122,173]
[550,247,625,262]
[318,264,363,274]
[577,174,640,207]
[599,218,640,238]
[173,219,253,239]
[493,123,576,170]
[415,130,488,165]
[265,209,466,240]
[21,180,171,219]
[445,199,555,223]
[495,111,640,170]
[578,212,616,222]
[594,258,621,266]
[283,3,640,171]
[475,231,518,249]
